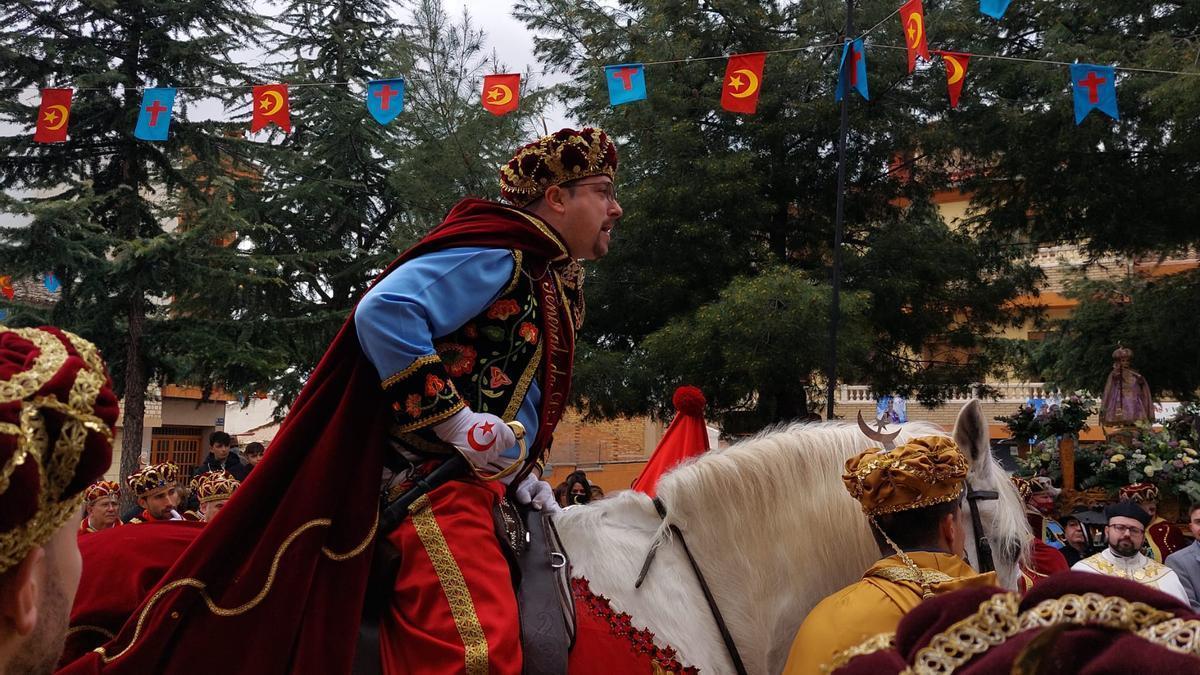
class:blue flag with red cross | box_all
[835,39,868,101]
[134,88,176,141]
[366,78,405,125]
[1071,63,1118,124]
[605,64,647,106]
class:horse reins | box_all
[965,483,999,573]
[635,497,749,675]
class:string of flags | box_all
[16,0,1198,145]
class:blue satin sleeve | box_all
[354,247,539,460]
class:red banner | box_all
[251,84,291,132]
[482,74,521,116]
[720,52,767,114]
[34,88,73,143]
[901,0,931,74]
[937,51,971,109]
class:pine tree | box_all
[243,0,544,403]
[0,0,274,505]
[516,0,1044,423]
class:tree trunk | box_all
[118,293,146,514]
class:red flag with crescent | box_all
[900,0,931,74]
[34,88,73,143]
[937,51,971,108]
[482,74,521,116]
[251,83,291,132]
[720,52,767,114]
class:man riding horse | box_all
[58,128,621,674]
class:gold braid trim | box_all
[502,208,570,261]
[869,566,955,587]
[67,625,116,641]
[409,495,490,675]
[95,511,378,664]
[503,340,542,422]
[823,632,895,673]
[381,353,444,391]
[897,592,1197,674]
[869,516,938,599]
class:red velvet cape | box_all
[59,200,575,674]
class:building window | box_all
[151,426,204,477]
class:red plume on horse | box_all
[632,386,712,498]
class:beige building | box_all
[108,384,231,481]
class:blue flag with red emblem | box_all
[980,0,1012,18]
[134,88,176,141]
[835,39,868,101]
[1071,64,1118,124]
[605,64,647,106]
[366,78,405,125]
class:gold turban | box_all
[843,436,969,516]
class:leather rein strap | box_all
[965,485,999,573]
[639,497,749,675]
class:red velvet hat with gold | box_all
[499,127,618,206]
[127,465,175,498]
[190,470,240,504]
[1120,482,1160,504]
[0,326,118,574]
[83,479,120,504]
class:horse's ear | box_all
[952,399,989,467]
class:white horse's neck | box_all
[556,419,1029,675]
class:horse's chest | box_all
[568,577,698,675]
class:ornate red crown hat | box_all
[499,127,618,207]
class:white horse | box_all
[557,400,1031,675]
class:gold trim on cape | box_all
[408,494,490,675]
[95,511,379,663]
[822,632,895,674]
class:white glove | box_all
[514,474,562,513]
[432,407,516,469]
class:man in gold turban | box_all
[782,437,996,674]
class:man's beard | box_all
[1111,539,1140,557]
[9,565,71,674]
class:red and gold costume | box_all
[58,129,615,674]
[1011,476,1070,592]
[124,464,181,524]
[0,324,118,573]
[78,480,121,536]
[1121,482,1188,562]
[784,437,997,674]
[830,573,1200,673]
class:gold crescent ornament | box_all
[946,55,965,85]
[44,104,69,131]
[906,13,924,49]
[728,68,760,99]
[259,90,284,116]
[487,84,514,106]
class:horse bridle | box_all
[965,482,999,573]
[634,497,749,675]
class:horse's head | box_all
[951,399,1032,590]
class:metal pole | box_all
[825,0,854,420]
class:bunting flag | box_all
[251,84,291,133]
[900,0,931,74]
[605,64,647,106]
[33,88,72,144]
[365,78,405,125]
[134,87,176,141]
[980,0,1013,19]
[43,273,60,293]
[0,276,13,301]
[835,39,869,101]
[1071,63,1118,124]
[937,51,971,109]
[482,74,521,116]
[720,52,767,114]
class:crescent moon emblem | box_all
[728,68,760,99]
[946,55,965,85]
[43,105,69,131]
[906,13,924,49]
[487,84,513,107]
[259,90,284,116]
[467,423,495,452]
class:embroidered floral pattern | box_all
[438,343,477,378]
[572,577,700,675]
[487,299,521,320]
[384,356,464,433]
[424,374,445,397]
[518,322,538,344]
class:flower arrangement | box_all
[1079,422,1200,500]
[997,392,1097,441]
[1013,439,1062,482]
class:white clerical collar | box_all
[1101,547,1148,568]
